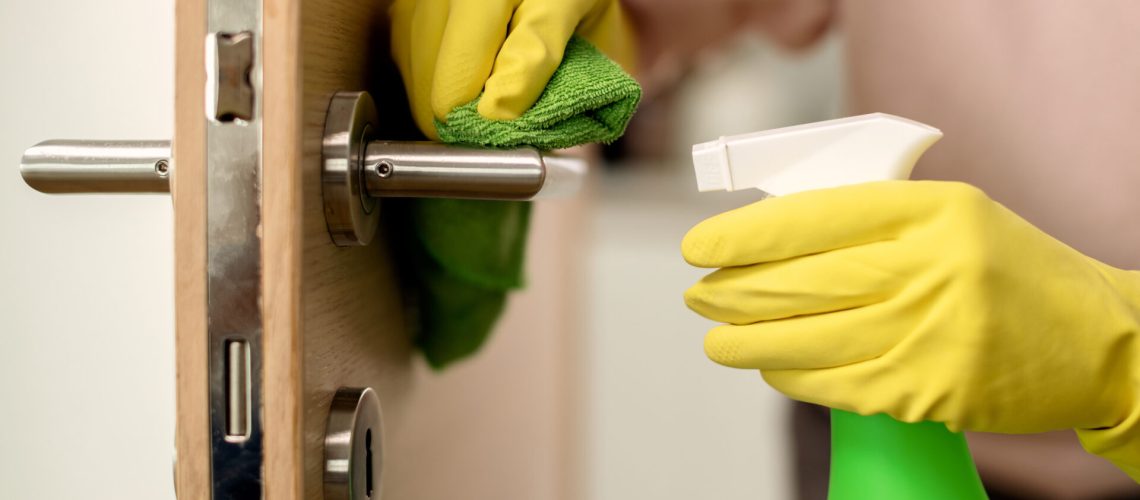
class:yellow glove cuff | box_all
[1079,405,1140,482]
[1078,267,1140,480]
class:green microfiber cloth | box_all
[410,199,530,367]
[408,36,640,370]
[435,36,642,149]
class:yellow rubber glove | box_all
[682,180,1140,479]
[390,0,636,139]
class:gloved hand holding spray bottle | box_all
[388,0,1140,488]
[682,114,1140,498]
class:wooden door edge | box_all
[173,0,209,497]
[174,0,306,496]
[262,0,305,497]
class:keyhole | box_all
[365,428,374,498]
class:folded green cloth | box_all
[435,36,642,150]
[410,36,640,370]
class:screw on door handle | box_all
[20,140,172,194]
[321,91,588,247]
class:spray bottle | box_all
[690,113,988,499]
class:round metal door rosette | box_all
[322,91,380,246]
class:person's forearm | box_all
[969,431,1139,498]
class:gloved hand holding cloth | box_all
[391,0,636,139]
[389,0,640,368]
[682,180,1140,479]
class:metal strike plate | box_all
[206,0,264,498]
[325,387,384,500]
[321,91,588,247]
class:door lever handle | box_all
[362,141,583,201]
[19,135,582,201]
[321,91,587,246]
[20,140,171,194]
[17,91,586,248]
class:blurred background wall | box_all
[578,33,843,499]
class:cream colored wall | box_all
[0,1,176,499]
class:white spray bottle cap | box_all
[691,113,942,195]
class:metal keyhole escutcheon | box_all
[325,387,384,500]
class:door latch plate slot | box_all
[206,31,254,123]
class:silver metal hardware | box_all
[206,32,254,123]
[322,91,381,247]
[321,91,588,246]
[362,142,585,201]
[325,387,384,500]
[373,161,393,178]
[362,141,546,199]
[225,340,251,438]
[207,0,264,497]
[20,140,171,193]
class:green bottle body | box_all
[828,410,988,500]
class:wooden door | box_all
[172,0,582,498]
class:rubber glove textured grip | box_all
[682,181,1140,477]
[390,0,635,139]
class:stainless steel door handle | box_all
[20,93,585,250]
[19,137,583,200]
[362,141,584,200]
[320,90,587,246]
[20,140,172,194]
